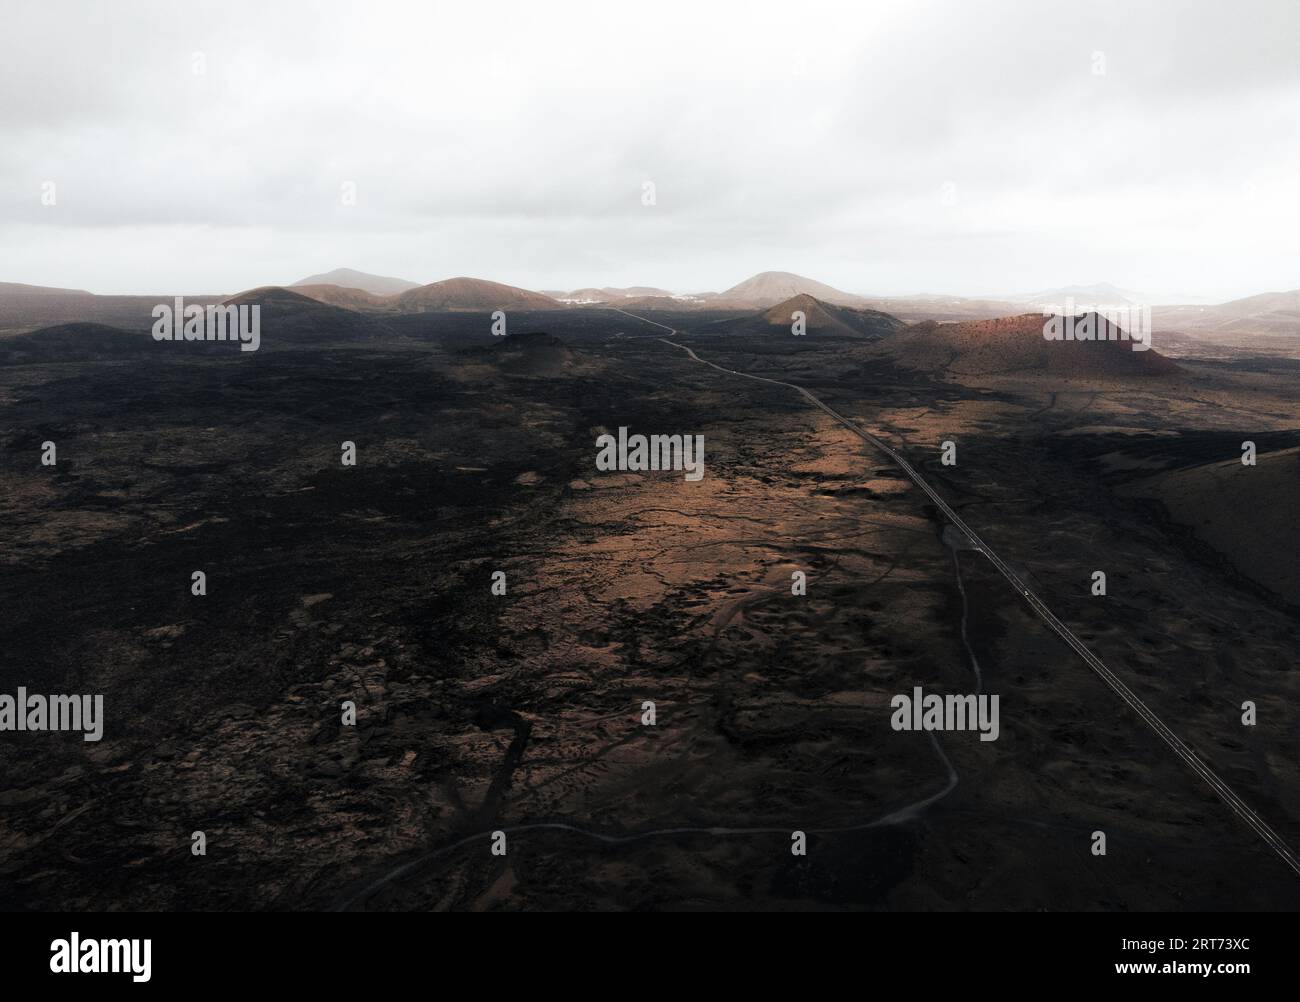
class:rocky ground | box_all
[1,308,1297,910]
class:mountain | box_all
[1210,289,1300,318]
[865,286,1300,333]
[758,294,903,338]
[0,284,225,334]
[290,283,396,311]
[0,281,93,297]
[1155,289,1300,338]
[718,271,867,308]
[223,286,396,344]
[873,313,1181,379]
[835,287,1159,324]
[0,282,98,333]
[225,286,325,307]
[291,268,420,296]
[395,277,560,313]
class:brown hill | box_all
[1155,289,1300,338]
[223,286,395,344]
[0,281,93,297]
[718,271,867,308]
[699,294,901,338]
[395,278,560,313]
[290,283,396,311]
[872,313,1181,379]
[225,286,322,307]
[0,284,224,335]
[759,294,903,338]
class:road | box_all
[606,306,1300,879]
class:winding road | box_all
[606,305,1300,880]
[337,308,1299,908]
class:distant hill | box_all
[395,277,560,313]
[758,294,903,338]
[291,268,419,296]
[225,286,324,307]
[718,271,866,308]
[1155,289,1300,338]
[290,283,396,311]
[224,286,396,344]
[703,293,900,337]
[1212,289,1300,318]
[0,281,93,297]
[863,286,1300,335]
[873,313,1181,379]
[855,284,1152,327]
[0,284,225,335]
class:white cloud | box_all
[2,0,1297,299]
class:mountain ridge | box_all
[291,268,420,296]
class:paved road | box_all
[607,306,1300,879]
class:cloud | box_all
[1,0,1298,298]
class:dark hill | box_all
[0,322,157,364]
[704,294,903,339]
[463,330,576,375]
[223,286,396,345]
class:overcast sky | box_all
[2,0,1298,300]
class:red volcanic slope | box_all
[877,313,1181,378]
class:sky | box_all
[2,0,1298,300]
